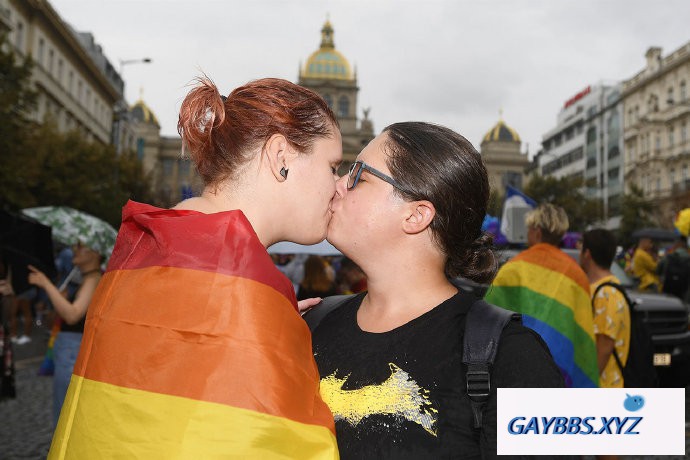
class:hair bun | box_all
[447,232,498,285]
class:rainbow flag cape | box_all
[49,201,338,459]
[485,243,599,388]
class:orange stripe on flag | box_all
[74,268,334,431]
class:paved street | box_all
[1,323,689,459]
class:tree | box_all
[524,175,600,232]
[0,33,153,227]
[618,184,655,248]
[20,121,154,227]
[0,33,38,209]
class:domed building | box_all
[298,19,374,164]
[480,114,529,193]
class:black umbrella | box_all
[631,228,679,241]
[0,210,57,294]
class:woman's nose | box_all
[334,174,348,196]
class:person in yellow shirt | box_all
[580,229,631,389]
[632,237,661,292]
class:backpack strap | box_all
[303,294,358,332]
[591,281,631,374]
[462,299,521,429]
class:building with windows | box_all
[298,19,375,166]
[538,84,623,227]
[622,42,690,225]
[480,115,529,194]
[2,0,122,144]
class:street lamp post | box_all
[114,58,153,154]
[119,57,152,75]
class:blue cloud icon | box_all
[624,393,645,412]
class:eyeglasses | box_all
[347,160,406,192]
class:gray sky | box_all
[50,0,690,157]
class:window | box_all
[655,134,661,151]
[670,168,675,185]
[681,81,687,102]
[668,87,675,104]
[179,159,191,177]
[57,59,63,85]
[608,147,620,160]
[608,167,619,180]
[682,123,688,144]
[323,94,333,109]
[669,127,675,147]
[48,49,54,74]
[136,138,145,161]
[38,38,45,66]
[162,158,174,176]
[338,96,349,118]
[77,80,83,102]
[586,127,597,145]
[683,164,688,182]
[15,21,24,50]
[648,94,659,113]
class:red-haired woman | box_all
[50,78,342,458]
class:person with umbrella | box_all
[19,206,117,426]
[26,241,103,427]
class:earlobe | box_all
[265,133,296,181]
[402,201,435,235]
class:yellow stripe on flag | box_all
[49,376,339,460]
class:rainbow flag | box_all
[485,243,599,388]
[49,201,338,459]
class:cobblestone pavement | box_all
[1,327,689,459]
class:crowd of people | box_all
[1,75,687,459]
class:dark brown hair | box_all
[582,228,617,269]
[177,77,338,186]
[382,122,497,283]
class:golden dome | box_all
[302,20,353,81]
[482,118,521,143]
[130,98,160,127]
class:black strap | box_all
[591,281,631,374]
[462,299,520,429]
[303,294,358,332]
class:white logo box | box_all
[497,388,685,455]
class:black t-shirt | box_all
[311,290,565,460]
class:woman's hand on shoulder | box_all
[298,297,322,315]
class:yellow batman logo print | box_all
[320,363,438,436]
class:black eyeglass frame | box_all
[347,160,406,192]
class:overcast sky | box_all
[49,0,690,158]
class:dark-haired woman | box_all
[50,78,341,458]
[311,122,564,459]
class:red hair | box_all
[177,77,338,186]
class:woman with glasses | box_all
[50,78,342,458]
[311,122,564,459]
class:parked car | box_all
[455,246,690,387]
